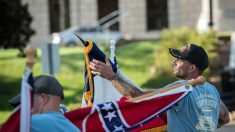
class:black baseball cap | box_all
[9,75,64,107]
[169,44,209,70]
[34,75,64,99]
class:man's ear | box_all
[41,93,50,105]
[190,64,197,73]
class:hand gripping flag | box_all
[65,84,194,132]
[75,34,118,107]
[77,35,143,107]
[0,67,34,132]
[87,40,122,106]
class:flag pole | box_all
[25,44,37,69]
[20,45,36,132]
[129,76,206,102]
[110,40,116,64]
[74,33,89,47]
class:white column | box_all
[229,33,235,68]
[69,0,80,26]
[197,0,210,33]
[21,0,50,46]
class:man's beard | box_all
[175,69,187,79]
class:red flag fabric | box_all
[0,73,192,132]
[0,107,20,132]
[0,67,33,132]
[65,90,189,132]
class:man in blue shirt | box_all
[31,75,80,132]
[89,44,230,131]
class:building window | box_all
[146,0,168,30]
[48,0,70,33]
[97,0,119,31]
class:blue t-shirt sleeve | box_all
[165,80,189,111]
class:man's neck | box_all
[181,74,200,80]
[42,103,61,113]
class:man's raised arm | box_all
[90,58,146,99]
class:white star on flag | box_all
[104,111,117,121]
[114,125,124,131]
[102,103,113,111]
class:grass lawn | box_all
[0,40,176,124]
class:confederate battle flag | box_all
[65,85,192,132]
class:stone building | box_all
[21,0,235,45]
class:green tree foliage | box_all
[0,0,35,56]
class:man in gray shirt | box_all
[89,44,230,131]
